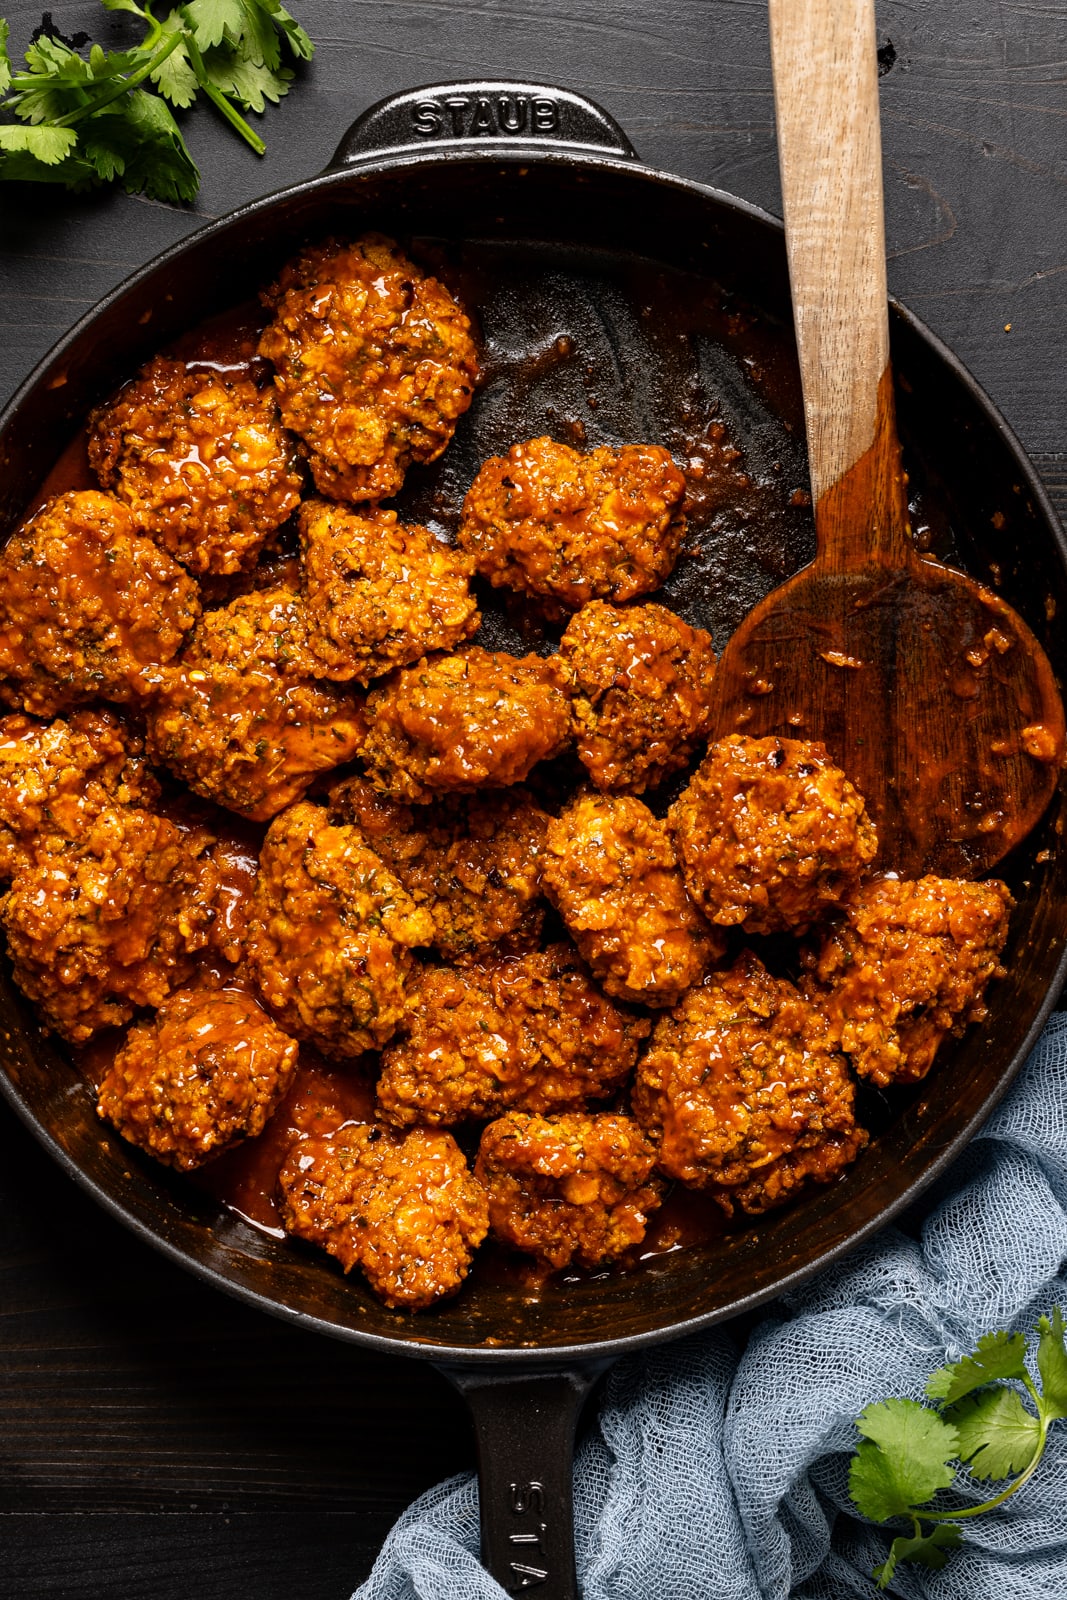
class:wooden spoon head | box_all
[707,555,1065,878]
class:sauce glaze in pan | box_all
[1,85,1065,1364]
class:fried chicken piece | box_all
[245,801,433,1058]
[1,804,217,1042]
[328,776,548,956]
[98,986,299,1170]
[361,647,571,803]
[0,490,200,716]
[145,588,365,822]
[544,793,721,1007]
[88,356,303,576]
[459,436,687,609]
[297,498,479,683]
[258,234,479,503]
[668,734,878,935]
[180,585,319,675]
[801,874,1013,1086]
[277,1122,488,1309]
[633,952,867,1216]
[0,708,158,879]
[377,943,649,1128]
[560,600,716,792]
[475,1111,664,1268]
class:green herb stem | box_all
[181,32,266,156]
[51,31,184,126]
[922,1414,1050,1524]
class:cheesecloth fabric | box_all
[354,1009,1067,1600]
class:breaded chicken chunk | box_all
[633,952,867,1215]
[361,647,571,803]
[297,498,479,683]
[0,708,158,879]
[1,804,217,1042]
[475,1111,664,1268]
[146,589,365,821]
[98,986,299,1170]
[459,436,687,609]
[669,734,878,935]
[277,1122,488,1309]
[376,943,649,1127]
[88,356,303,576]
[328,776,548,956]
[0,490,199,717]
[801,874,1013,1086]
[560,600,716,792]
[258,234,479,503]
[544,793,721,1007]
[245,801,433,1057]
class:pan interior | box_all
[1,158,1064,1356]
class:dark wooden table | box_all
[1,3,1065,1596]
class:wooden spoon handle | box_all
[768,0,900,525]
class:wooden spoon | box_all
[707,0,1064,877]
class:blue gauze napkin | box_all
[355,1010,1067,1600]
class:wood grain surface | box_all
[1,2,1065,1596]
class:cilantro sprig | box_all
[849,1308,1067,1588]
[0,0,313,202]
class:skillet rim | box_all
[1,140,1065,1366]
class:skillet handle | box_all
[440,1360,612,1599]
[327,81,638,168]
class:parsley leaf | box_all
[873,1523,962,1588]
[0,0,313,200]
[1037,1308,1067,1419]
[946,1387,1041,1481]
[849,1399,958,1521]
[926,1330,1030,1403]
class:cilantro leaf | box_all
[201,48,292,111]
[182,0,312,68]
[184,0,277,66]
[0,0,312,202]
[926,1330,1030,1404]
[111,88,200,200]
[149,12,200,108]
[873,1524,962,1590]
[11,37,136,126]
[259,0,312,61]
[945,1387,1041,1481]
[0,19,12,95]
[849,1399,959,1522]
[0,123,78,162]
[1037,1308,1067,1420]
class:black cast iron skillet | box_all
[2,83,1066,1599]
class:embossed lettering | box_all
[509,1480,545,1515]
[411,101,441,137]
[444,96,470,135]
[509,1563,549,1589]
[470,96,495,135]
[497,95,527,133]
[532,97,559,132]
